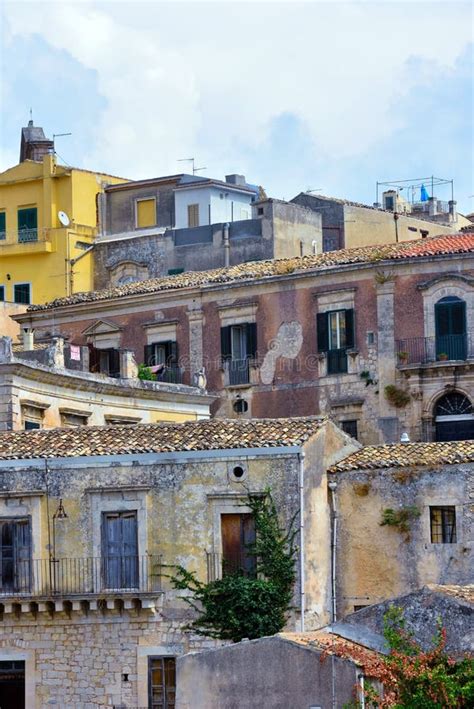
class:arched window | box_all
[435,296,466,361]
[434,392,474,442]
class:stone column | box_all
[120,350,138,379]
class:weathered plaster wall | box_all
[331,464,473,617]
[176,636,359,709]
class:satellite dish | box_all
[58,210,70,227]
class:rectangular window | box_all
[89,347,121,378]
[149,657,176,709]
[21,404,43,430]
[14,283,31,305]
[0,212,5,240]
[17,207,38,242]
[187,203,199,228]
[136,198,156,228]
[0,286,4,301]
[221,513,256,577]
[430,506,457,543]
[317,309,354,375]
[341,420,358,440]
[0,518,32,593]
[220,323,257,386]
[167,268,184,276]
[102,511,138,589]
[60,413,88,427]
[144,341,180,383]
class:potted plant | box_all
[397,351,409,365]
[437,352,449,361]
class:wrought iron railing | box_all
[327,348,348,375]
[155,365,183,384]
[206,552,257,582]
[0,228,51,245]
[396,334,472,366]
[224,358,250,386]
[0,555,162,598]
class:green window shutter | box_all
[0,212,5,239]
[317,313,329,352]
[345,309,355,349]
[245,323,258,359]
[221,326,232,360]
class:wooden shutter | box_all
[246,323,257,359]
[317,313,329,352]
[345,309,355,349]
[144,344,154,366]
[14,520,31,592]
[88,344,100,373]
[450,301,466,335]
[121,512,139,588]
[168,341,179,365]
[220,326,232,360]
[109,348,121,377]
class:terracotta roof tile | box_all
[428,584,474,605]
[329,440,474,472]
[0,417,325,461]
[28,232,474,311]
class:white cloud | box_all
[2,1,473,183]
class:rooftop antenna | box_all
[29,107,33,123]
[178,158,207,175]
[306,187,322,194]
[53,132,72,142]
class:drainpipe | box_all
[223,223,230,267]
[298,450,306,632]
[328,480,338,622]
[358,673,366,709]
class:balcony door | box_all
[221,513,256,577]
[0,661,25,709]
[435,296,467,360]
[0,519,31,594]
[102,511,138,590]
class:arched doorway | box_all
[435,296,467,360]
[434,392,474,441]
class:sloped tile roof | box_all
[0,417,325,461]
[28,232,474,311]
[428,584,474,605]
[329,439,474,472]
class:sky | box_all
[1,0,473,213]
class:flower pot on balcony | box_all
[437,353,449,361]
[397,352,409,365]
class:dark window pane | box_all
[341,420,358,439]
[14,284,31,304]
[430,506,457,543]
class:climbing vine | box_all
[169,490,297,642]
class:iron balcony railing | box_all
[155,365,183,385]
[0,555,162,598]
[0,228,51,245]
[206,552,257,583]
[396,334,473,366]
[224,358,251,386]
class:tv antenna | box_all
[178,158,207,175]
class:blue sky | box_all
[1,1,473,213]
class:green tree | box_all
[170,490,297,643]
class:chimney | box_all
[225,174,246,186]
[448,200,457,223]
[22,328,35,351]
[428,197,437,217]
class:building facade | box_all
[291,192,471,252]
[328,441,474,618]
[95,174,322,288]
[0,417,355,707]
[0,335,212,431]
[0,122,127,304]
[17,232,474,445]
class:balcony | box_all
[396,334,473,367]
[223,358,251,387]
[0,555,162,604]
[206,552,257,582]
[0,228,53,255]
[155,365,183,385]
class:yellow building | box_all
[0,121,127,304]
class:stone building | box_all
[16,231,474,445]
[95,180,322,289]
[328,440,474,618]
[0,417,356,707]
[291,192,471,252]
[176,584,473,708]
[0,335,212,430]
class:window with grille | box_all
[430,506,457,543]
[149,657,176,709]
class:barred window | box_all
[430,506,457,543]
